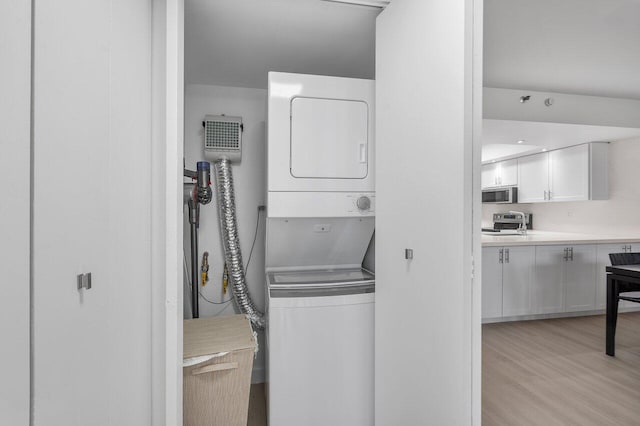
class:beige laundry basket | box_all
[183,315,256,426]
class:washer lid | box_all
[268,268,374,288]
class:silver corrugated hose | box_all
[214,159,265,329]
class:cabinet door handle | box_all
[548,191,552,200]
[543,190,547,200]
[563,248,568,261]
[569,247,574,261]
[628,245,632,252]
[499,248,503,264]
[505,248,510,263]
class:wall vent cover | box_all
[203,115,242,163]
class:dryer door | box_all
[290,97,369,179]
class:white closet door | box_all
[0,2,31,424]
[32,1,152,425]
[375,0,477,424]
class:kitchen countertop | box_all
[481,230,640,247]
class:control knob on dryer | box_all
[356,196,371,211]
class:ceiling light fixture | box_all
[517,140,525,144]
[542,148,548,152]
[321,0,390,8]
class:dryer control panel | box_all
[267,192,375,218]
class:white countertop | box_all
[481,230,640,247]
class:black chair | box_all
[606,252,640,355]
[609,252,640,304]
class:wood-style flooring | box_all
[248,313,640,425]
[483,312,640,426]
[247,383,267,426]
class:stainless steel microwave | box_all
[482,186,517,204]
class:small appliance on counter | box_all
[482,212,532,234]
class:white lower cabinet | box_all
[482,243,609,321]
[596,242,640,310]
[533,244,597,313]
[482,247,504,319]
[482,246,535,319]
[564,245,597,312]
[503,246,536,316]
[533,246,565,314]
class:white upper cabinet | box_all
[481,158,517,188]
[501,158,518,186]
[517,143,608,203]
[481,164,495,189]
[517,152,549,203]
[549,144,589,202]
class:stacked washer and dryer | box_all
[265,72,375,425]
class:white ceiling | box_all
[184,0,640,158]
[185,0,378,89]
[186,0,640,97]
[482,120,640,162]
[484,0,640,100]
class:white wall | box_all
[0,2,31,424]
[184,84,267,382]
[483,138,640,234]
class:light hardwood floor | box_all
[248,314,640,425]
[483,312,640,426]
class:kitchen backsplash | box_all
[483,137,640,235]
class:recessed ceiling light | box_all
[542,148,548,152]
[517,140,525,144]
